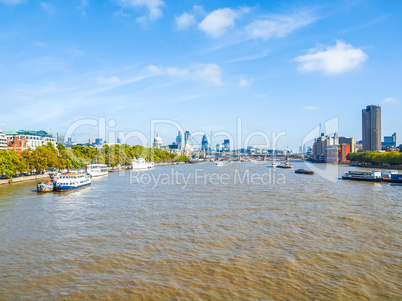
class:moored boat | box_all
[383,172,402,183]
[37,180,55,192]
[86,164,108,177]
[55,171,91,191]
[295,168,314,175]
[132,158,154,170]
[342,170,382,182]
[216,161,225,166]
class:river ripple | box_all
[0,162,401,300]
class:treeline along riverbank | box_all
[0,143,190,180]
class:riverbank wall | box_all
[353,164,402,170]
[0,174,50,186]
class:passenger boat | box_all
[276,162,292,169]
[342,170,382,182]
[86,164,108,177]
[131,158,154,170]
[37,180,55,192]
[55,171,91,191]
[295,168,314,175]
[216,161,225,166]
[382,172,402,183]
[272,161,280,167]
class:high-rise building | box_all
[362,105,381,151]
[382,133,397,148]
[176,131,182,146]
[57,135,65,145]
[201,134,209,152]
[184,131,191,144]
[223,139,230,151]
[339,137,354,153]
[312,133,338,162]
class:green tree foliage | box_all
[0,143,183,174]
[176,155,191,162]
[347,151,402,166]
[0,150,20,178]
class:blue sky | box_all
[0,0,401,150]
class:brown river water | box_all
[0,162,401,300]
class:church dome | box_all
[153,132,163,149]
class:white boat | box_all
[55,171,91,191]
[86,164,108,177]
[276,161,292,169]
[342,170,382,182]
[271,161,280,167]
[216,161,224,166]
[132,158,154,170]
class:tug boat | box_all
[342,170,382,182]
[382,171,402,183]
[55,171,91,191]
[37,180,55,192]
[295,168,314,175]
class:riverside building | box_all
[362,105,381,151]
[4,130,56,154]
[0,130,7,150]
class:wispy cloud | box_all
[303,106,319,110]
[198,8,243,38]
[294,40,367,75]
[97,76,120,85]
[383,97,397,104]
[21,56,68,75]
[76,0,89,15]
[0,0,24,4]
[175,12,196,30]
[147,63,223,86]
[245,13,314,40]
[117,0,164,22]
[40,2,55,14]
[239,78,249,87]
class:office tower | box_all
[362,105,381,151]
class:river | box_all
[0,162,401,300]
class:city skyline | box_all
[0,0,401,149]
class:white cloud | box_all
[294,40,368,75]
[0,0,24,4]
[97,76,121,85]
[117,0,164,21]
[303,106,319,110]
[176,12,196,30]
[40,2,55,14]
[239,78,249,87]
[383,97,397,104]
[21,56,68,75]
[245,14,314,40]
[198,8,240,38]
[69,49,85,57]
[147,63,222,86]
